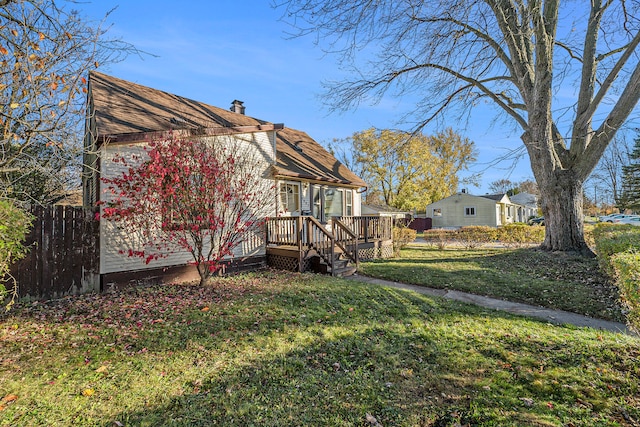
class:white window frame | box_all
[464,206,476,217]
[433,208,442,217]
[345,189,353,216]
[279,182,300,214]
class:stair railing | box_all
[266,216,366,275]
[305,216,335,270]
[331,218,359,269]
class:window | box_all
[312,186,322,218]
[433,208,442,217]
[345,190,353,216]
[280,183,300,213]
[464,206,476,217]
[324,188,343,218]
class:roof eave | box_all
[97,123,284,146]
[273,171,365,188]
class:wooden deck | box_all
[265,216,393,276]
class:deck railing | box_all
[334,216,393,242]
[265,216,363,274]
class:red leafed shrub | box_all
[100,133,273,285]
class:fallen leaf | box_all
[82,389,95,397]
[201,306,210,312]
[1,394,18,404]
[95,365,108,373]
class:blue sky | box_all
[76,0,535,194]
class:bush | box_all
[611,251,640,333]
[583,224,596,249]
[592,223,640,276]
[0,200,33,310]
[456,226,496,249]
[496,223,545,248]
[423,228,457,249]
[592,223,640,333]
[392,226,417,257]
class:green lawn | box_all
[1,271,638,426]
[360,245,624,322]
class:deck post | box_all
[297,216,304,272]
[364,218,369,243]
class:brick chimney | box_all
[230,100,245,114]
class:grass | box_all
[360,245,625,322]
[1,270,639,426]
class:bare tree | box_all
[516,179,539,196]
[587,136,631,209]
[488,179,514,195]
[277,0,640,254]
[0,0,138,204]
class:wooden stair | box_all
[306,248,357,277]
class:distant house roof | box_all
[88,72,365,188]
[510,192,538,208]
[480,193,510,202]
[362,204,411,215]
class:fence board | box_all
[8,205,100,300]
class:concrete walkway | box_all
[346,274,636,336]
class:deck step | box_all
[307,252,356,277]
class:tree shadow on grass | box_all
[2,271,637,426]
[105,301,640,427]
[360,247,622,321]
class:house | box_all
[83,72,389,285]
[425,192,520,228]
[509,192,539,222]
[361,204,412,221]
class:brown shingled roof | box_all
[89,71,268,137]
[275,128,366,188]
[88,72,366,188]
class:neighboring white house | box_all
[361,204,412,221]
[425,192,520,228]
[82,72,367,284]
[510,192,539,222]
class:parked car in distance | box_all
[528,216,544,226]
[599,214,638,222]
[613,216,640,226]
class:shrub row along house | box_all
[82,72,392,287]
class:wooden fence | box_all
[9,205,100,300]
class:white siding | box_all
[426,193,498,228]
[99,131,275,275]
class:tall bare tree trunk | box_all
[524,124,592,255]
[537,170,591,254]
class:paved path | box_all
[346,274,636,336]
